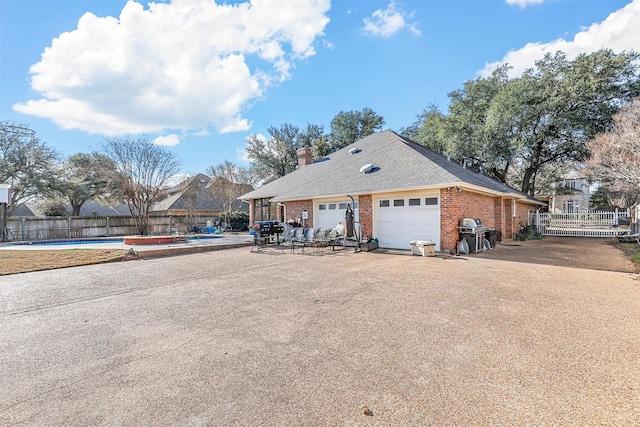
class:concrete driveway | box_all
[1,245,639,425]
[476,236,638,273]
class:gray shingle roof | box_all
[152,173,251,213]
[240,130,542,204]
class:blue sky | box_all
[2,0,639,177]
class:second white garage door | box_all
[315,199,359,231]
[374,193,440,250]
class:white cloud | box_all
[237,146,251,163]
[505,0,544,8]
[481,0,640,77]
[165,173,190,187]
[152,134,181,146]
[362,1,420,37]
[14,0,330,137]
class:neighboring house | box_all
[548,171,593,213]
[8,173,253,219]
[151,173,251,216]
[9,202,43,217]
[75,200,131,217]
[240,130,544,252]
[9,201,129,217]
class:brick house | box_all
[240,130,543,252]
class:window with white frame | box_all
[565,180,582,190]
[562,200,579,213]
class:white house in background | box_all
[550,171,596,213]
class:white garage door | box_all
[315,200,359,231]
[374,194,440,250]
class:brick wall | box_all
[285,200,314,227]
[440,188,500,252]
[253,191,537,250]
[514,201,534,236]
[358,194,373,238]
[494,197,504,240]
[440,188,538,252]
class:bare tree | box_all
[96,136,179,235]
[206,161,255,225]
[179,175,201,231]
[586,98,640,194]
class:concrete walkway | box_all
[1,246,638,425]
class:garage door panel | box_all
[374,195,440,251]
[316,201,358,231]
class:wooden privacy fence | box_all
[4,214,224,242]
[533,209,631,238]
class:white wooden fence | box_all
[534,209,631,238]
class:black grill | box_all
[256,221,283,236]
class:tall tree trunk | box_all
[521,166,537,196]
[71,200,84,216]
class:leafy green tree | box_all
[407,49,640,195]
[298,123,330,160]
[505,50,640,195]
[96,136,179,235]
[0,121,61,212]
[245,123,302,181]
[589,186,610,208]
[329,107,385,151]
[63,153,113,216]
[402,104,456,156]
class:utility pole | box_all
[0,184,10,242]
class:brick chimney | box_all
[297,147,312,168]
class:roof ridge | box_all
[270,131,400,199]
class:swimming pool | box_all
[26,238,125,246]
[23,235,223,246]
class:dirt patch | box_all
[0,249,129,275]
[475,236,638,273]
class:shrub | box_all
[38,199,69,217]
[514,224,544,241]
[228,212,249,231]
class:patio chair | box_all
[289,227,305,253]
[314,227,330,249]
[302,227,316,252]
[250,229,267,252]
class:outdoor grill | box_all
[253,221,284,244]
[458,218,492,253]
[458,218,488,234]
[256,221,283,236]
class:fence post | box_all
[106,216,109,236]
[68,217,71,238]
[21,218,25,241]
